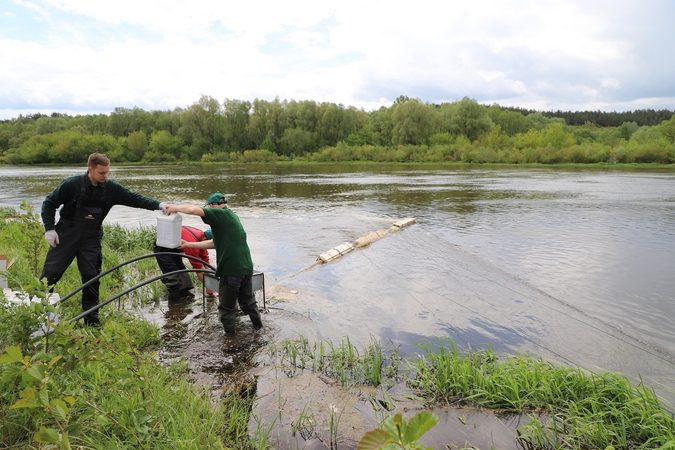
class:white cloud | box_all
[12,0,47,15]
[1,0,673,119]
[477,71,506,83]
[508,81,528,96]
[44,0,335,35]
[601,78,621,89]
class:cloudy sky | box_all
[1,0,674,120]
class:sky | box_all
[1,0,674,120]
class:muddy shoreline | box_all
[138,285,534,450]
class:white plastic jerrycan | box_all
[156,212,182,248]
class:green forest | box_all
[1,95,674,165]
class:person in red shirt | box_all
[154,226,217,301]
[182,226,217,297]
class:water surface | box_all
[2,163,674,406]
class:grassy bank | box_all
[266,336,675,449]
[0,204,261,449]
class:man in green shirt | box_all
[166,192,263,334]
[41,153,168,326]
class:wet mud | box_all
[141,285,538,450]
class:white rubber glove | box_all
[45,230,59,247]
[159,202,168,215]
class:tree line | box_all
[1,95,674,165]
[500,107,673,127]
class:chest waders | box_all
[218,275,262,334]
[40,174,107,325]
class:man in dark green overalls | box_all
[41,153,168,326]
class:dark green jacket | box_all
[42,173,161,231]
[201,207,253,277]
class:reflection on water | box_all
[2,164,675,405]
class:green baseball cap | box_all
[204,229,213,240]
[205,192,227,207]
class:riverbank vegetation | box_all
[269,336,675,449]
[0,205,260,449]
[2,207,675,448]
[1,96,674,165]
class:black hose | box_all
[56,252,215,305]
[67,267,214,326]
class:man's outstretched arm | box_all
[166,204,205,217]
[180,238,214,250]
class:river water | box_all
[2,163,675,409]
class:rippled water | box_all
[2,163,675,406]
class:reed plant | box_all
[267,336,400,387]
[251,413,277,450]
[0,205,18,219]
[102,223,165,304]
[103,222,156,254]
[291,403,316,440]
[411,337,675,449]
[328,403,344,449]
[221,391,257,447]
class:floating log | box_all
[317,242,354,263]
[391,217,416,229]
[317,218,416,263]
[354,229,388,248]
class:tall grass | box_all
[411,337,675,449]
[103,223,156,254]
[0,205,18,219]
[267,335,675,448]
[267,336,400,387]
[101,223,166,305]
[1,215,265,449]
[0,318,248,449]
